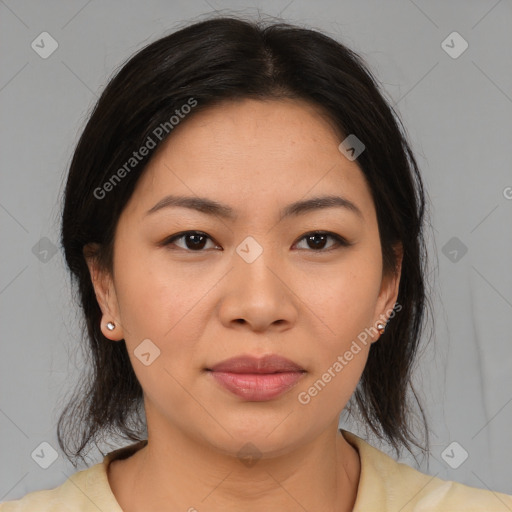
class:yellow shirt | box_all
[2,429,512,511]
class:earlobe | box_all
[101,319,123,341]
[83,243,124,341]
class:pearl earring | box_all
[377,322,386,335]
[106,321,116,331]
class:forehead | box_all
[122,98,376,223]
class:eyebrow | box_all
[145,194,364,221]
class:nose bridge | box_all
[233,234,282,297]
[218,234,297,331]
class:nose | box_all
[217,246,299,333]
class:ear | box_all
[83,243,124,341]
[372,242,403,340]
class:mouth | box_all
[206,354,305,373]
[205,354,306,401]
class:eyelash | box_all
[161,230,351,253]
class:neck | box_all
[108,422,360,512]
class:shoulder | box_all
[341,429,512,512]
[0,463,104,512]
[0,442,146,512]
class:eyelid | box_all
[160,230,221,250]
[293,231,352,252]
[161,230,352,252]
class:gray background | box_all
[1,0,511,502]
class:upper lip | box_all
[208,354,305,374]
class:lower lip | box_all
[209,371,305,401]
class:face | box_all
[86,98,402,457]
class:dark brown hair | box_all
[58,15,433,467]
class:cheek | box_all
[113,246,215,355]
[111,250,205,403]
[294,249,382,407]
[111,242,177,341]
[304,250,383,345]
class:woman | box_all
[2,15,511,512]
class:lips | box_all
[206,354,306,401]
[208,354,305,374]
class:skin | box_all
[85,98,402,512]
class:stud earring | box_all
[106,321,116,331]
[376,322,386,335]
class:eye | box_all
[162,231,220,251]
[293,231,350,252]
[162,230,350,252]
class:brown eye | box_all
[294,231,350,252]
[162,230,350,253]
[163,231,219,251]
